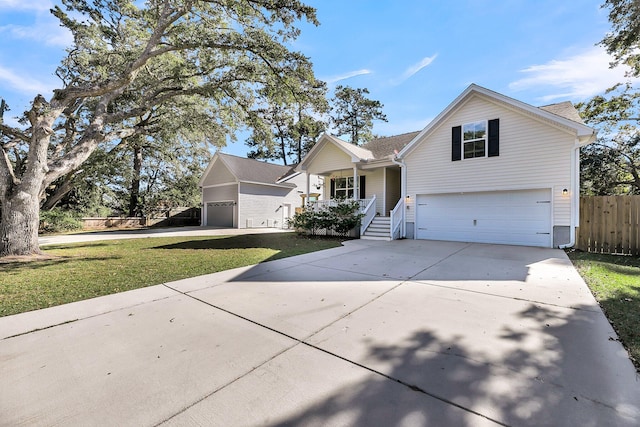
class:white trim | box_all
[238,180,295,189]
[276,171,302,183]
[201,182,238,189]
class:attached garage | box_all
[415,189,552,247]
[206,201,234,227]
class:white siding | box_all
[201,158,236,186]
[202,184,237,203]
[306,143,354,175]
[362,169,384,215]
[238,183,296,229]
[405,95,574,226]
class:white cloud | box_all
[391,54,438,85]
[509,46,634,102]
[324,69,372,84]
[0,0,72,47]
[0,65,54,95]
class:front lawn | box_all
[567,251,640,370]
[0,233,342,317]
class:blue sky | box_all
[0,0,634,160]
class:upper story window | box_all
[462,121,487,159]
[452,118,499,162]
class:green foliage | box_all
[600,0,640,77]
[330,85,388,145]
[39,209,83,234]
[577,83,640,195]
[0,0,322,256]
[567,250,640,370]
[289,199,364,236]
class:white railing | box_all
[359,195,377,235]
[390,197,404,240]
[309,198,372,212]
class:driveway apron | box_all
[1,239,638,426]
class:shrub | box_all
[288,199,364,236]
[39,209,83,234]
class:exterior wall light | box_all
[562,188,569,196]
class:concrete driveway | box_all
[1,239,638,426]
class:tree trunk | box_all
[129,145,143,217]
[0,189,42,257]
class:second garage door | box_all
[415,189,552,247]
[206,201,234,227]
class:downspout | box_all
[392,156,407,238]
[558,141,580,249]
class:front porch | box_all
[307,195,405,241]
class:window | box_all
[462,121,486,159]
[452,119,499,162]
[333,177,354,199]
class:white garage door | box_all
[416,189,552,247]
[206,201,234,227]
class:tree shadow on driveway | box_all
[270,303,639,426]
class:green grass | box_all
[567,250,640,370]
[0,233,342,317]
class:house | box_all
[199,153,316,228]
[296,84,596,248]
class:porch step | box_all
[361,216,391,241]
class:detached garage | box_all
[415,189,551,247]
[200,153,308,229]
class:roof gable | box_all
[200,153,296,188]
[399,84,596,158]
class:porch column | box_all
[306,171,311,204]
[353,166,358,199]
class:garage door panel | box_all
[206,201,234,227]
[416,190,551,247]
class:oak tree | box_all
[0,0,318,256]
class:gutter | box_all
[558,142,580,249]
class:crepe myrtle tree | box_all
[0,0,319,257]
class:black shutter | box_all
[488,118,499,157]
[330,179,335,199]
[452,126,462,161]
[359,175,366,199]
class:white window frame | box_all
[333,176,355,199]
[462,120,488,159]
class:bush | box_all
[39,209,83,234]
[288,199,364,236]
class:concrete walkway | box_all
[39,226,290,246]
[1,240,639,426]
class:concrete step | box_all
[371,217,391,224]
[360,234,391,241]
[366,224,391,233]
[363,230,391,237]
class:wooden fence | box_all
[81,207,200,229]
[577,196,640,255]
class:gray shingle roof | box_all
[325,134,375,160]
[539,101,585,124]
[218,153,295,187]
[362,131,421,159]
